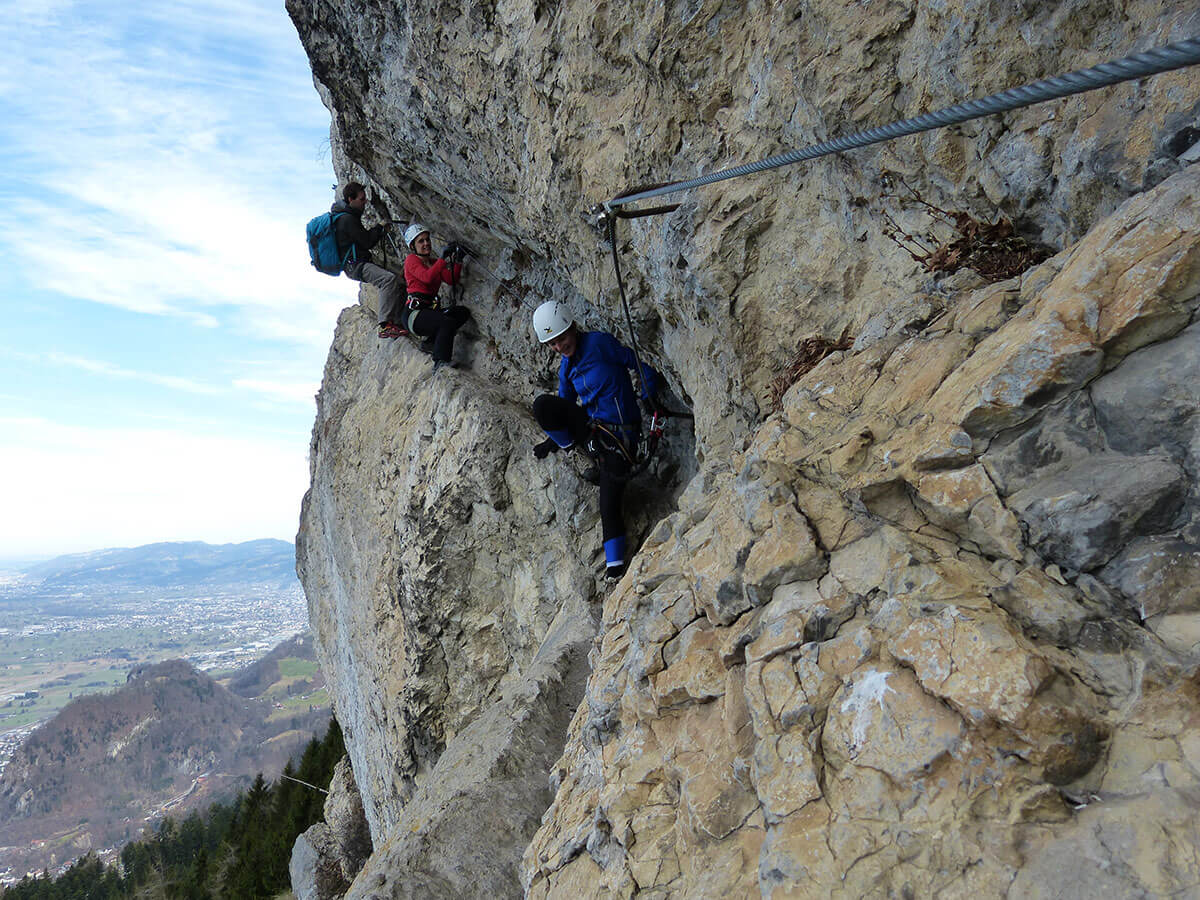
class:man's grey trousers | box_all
[347,260,403,326]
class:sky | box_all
[0,0,358,559]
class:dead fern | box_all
[880,178,1053,282]
[769,331,853,409]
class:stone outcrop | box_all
[292,756,374,900]
[292,824,352,900]
[287,0,1200,896]
[522,167,1199,898]
[325,757,373,882]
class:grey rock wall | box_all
[288,0,1199,458]
[287,0,1200,896]
[524,167,1200,898]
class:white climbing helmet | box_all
[532,301,573,343]
[404,223,430,249]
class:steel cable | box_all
[606,36,1200,209]
[461,248,538,310]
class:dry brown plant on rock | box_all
[880,179,1053,282]
[769,331,853,410]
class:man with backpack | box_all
[326,182,406,339]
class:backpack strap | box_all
[330,212,356,267]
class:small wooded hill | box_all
[1,719,345,900]
[0,654,328,878]
[1,660,254,819]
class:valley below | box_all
[0,541,330,884]
[0,576,310,749]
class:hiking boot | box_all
[605,561,629,580]
[432,359,457,372]
[379,323,407,339]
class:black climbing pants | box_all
[533,394,634,544]
[409,305,470,363]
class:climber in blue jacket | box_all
[530,300,661,579]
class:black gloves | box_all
[441,241,462,261]
[533,438,560,460]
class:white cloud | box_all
[0,3,345,555]
[233,378,320,406]
[26,350,320,407]
[1,347,322,419]
[1,0,75,34]
[0,417,309,556]
[0,0,357,348]
[46,352,223,394]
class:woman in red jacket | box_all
[396,223,471,369]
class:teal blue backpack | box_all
[306,212,354,275]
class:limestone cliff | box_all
[289,1,1200,896]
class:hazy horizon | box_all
[0,536,298,571]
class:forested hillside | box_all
[1,719,344,899]
[0,651,328,879]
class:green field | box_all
[276,657,319,679]
[267,688,329,722]
[0,665,129,730]
[0,623,298,736]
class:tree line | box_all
[1,717,345,900]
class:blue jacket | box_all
[559,331,659,429]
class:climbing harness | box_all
[601,36,1200,211]
[589,415,666,480]
[590,421,638,466]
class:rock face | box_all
[291,758,373,900]
[288,0,1199,459]
[288,0,1200,897]
[324,757,373,882]
[522,168,1200,898]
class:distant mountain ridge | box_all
[23,539,298,589]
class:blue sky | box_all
[0,0,356,557]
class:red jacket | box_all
[405,254,460,296]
